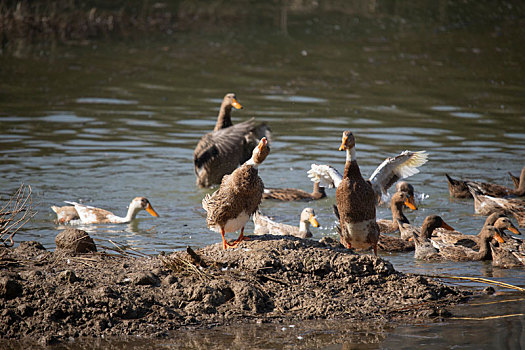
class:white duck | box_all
[64,197,159,224]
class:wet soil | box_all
[0,233,474,346]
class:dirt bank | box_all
[0,234,473,346]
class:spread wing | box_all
[368,151,428,197]
[307,164,343,188]
[194,120,256,174]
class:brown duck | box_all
[263,182,326,201]
[377,191,417,234]
[203,138,270,249]
[252,207,320,239]
[193,93,270,188]
[468,184,525,226]
[51,205,80,224]
[412,215,507,261]
[335,131,380,255]
[509,168,523,189]
[491,220,525,268]
[445,167,525,199]
[431,211,507,248]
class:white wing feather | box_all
[307,164,343,188]
[368,150,428,196]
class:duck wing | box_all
[368,151,428,198]
[307,164,343,188]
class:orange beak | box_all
[440,221,454,231]
[339,135,348,151]
[258,137,267,151]
[493,231,505,243]
[404,197,417,210]
[145,203,160,217]
[232,98,243,110]
[309,215,320,228]
[508,224,521,235]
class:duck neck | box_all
[343,147,361,178]
[299,220,309,235]
[123,205,141,222]
[474,235,493,260]
[391,202,409,225]
[514,168,525,195]
[312,182,326,198]
[214,105,233,131]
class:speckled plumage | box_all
[203,138,270,249]
[263,182,326,201]
[335,131,379,255]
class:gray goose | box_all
[262,182,326,201]
[203,138,270,249]
[193,93,270,188]
[253,207,320,239]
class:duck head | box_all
[223,93,243,110]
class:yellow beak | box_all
[404,197,418,210]
[145,203,160,217]
[309,215,320,228]
[493,231,505,243]
[232,98,243,110]
[339,135,348,151]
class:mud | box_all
[0,233,474,346]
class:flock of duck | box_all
[51,93,525,268]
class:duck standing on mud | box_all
[335,131,380,255]
[203,137,270,249]
[193,93,271,188]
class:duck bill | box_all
[146,203,160,217]
[404,197,418,210]
[493,231,505,243]
[258,137,267,151]
[440,221,454,231]
[338,135,348,151]
[232,98,243,110]
[309,215,320,228]
[508,224,521,235]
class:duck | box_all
[445,167,525,199]
[51,205,80,224]
[262,181,326,201]
[203,137,270,249]
[431,211,507,248]
[490,223,525,268]
[193,93,271,188]
[332,203,414,252]
[509,169,522,189]
[63,197,159,224]
[307,150,427,205]
[468,184,525,226]
[252,207,320,239]
[377,191,417,234]
[410,215,504,261]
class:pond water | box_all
[1,0,524,347]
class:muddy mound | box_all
[0,235,470,345]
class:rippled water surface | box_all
[1,1,525,347]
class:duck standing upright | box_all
[203,138,270,249]
[335,131,380,255]
[193,93,270,188]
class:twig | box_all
[421,274,525,292]
[451,313,525,321]
[0,184,37,247]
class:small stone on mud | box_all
[58,270,79,283]
[132,272,160,286]
[55,228,97,253]
[0,275,23,299]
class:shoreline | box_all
[0,231,475,345]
